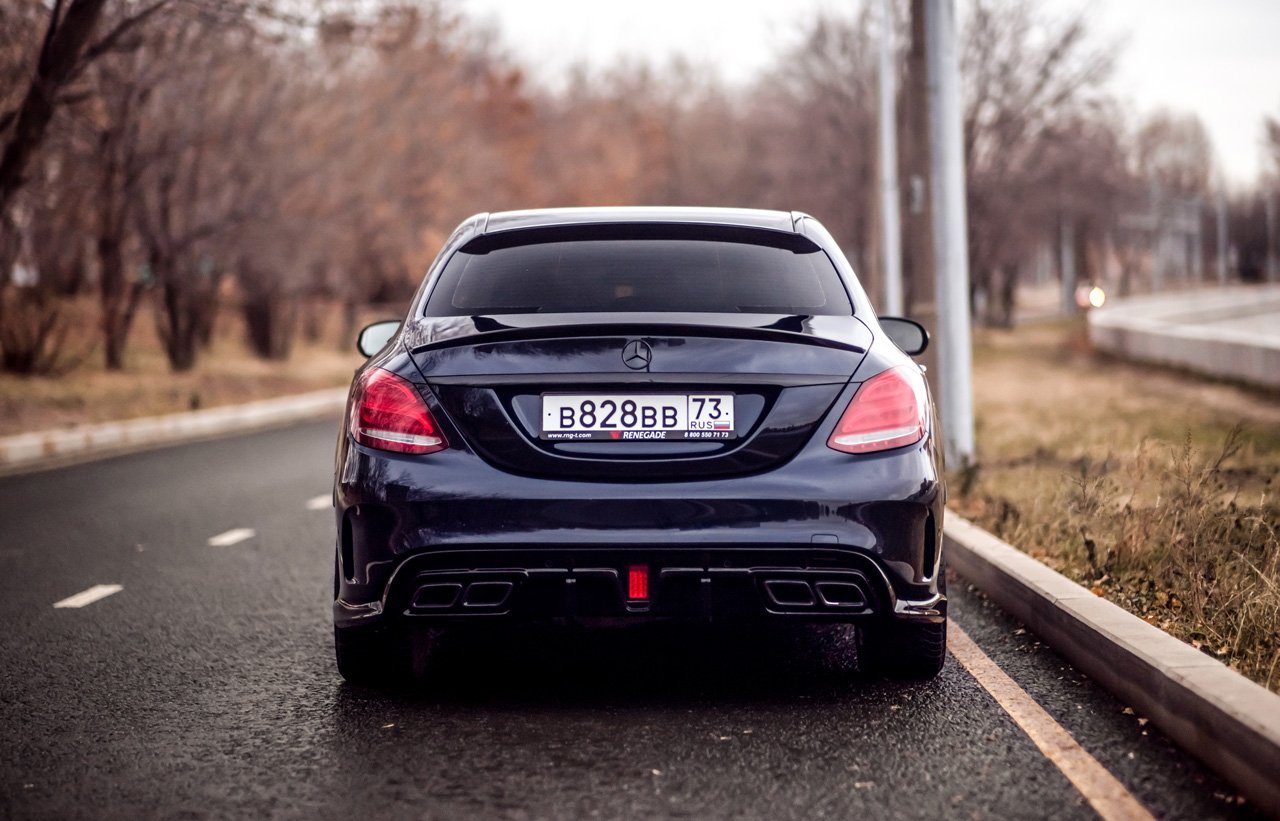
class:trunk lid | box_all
[406,313,871,481]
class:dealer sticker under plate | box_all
[541,394,735,441]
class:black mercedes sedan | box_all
[333,207,946,684]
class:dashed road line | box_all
[53,584,123,609]
[208,528,255,547]
[949,622,1155,821]
[305,494,330,511]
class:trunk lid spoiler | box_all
[403,312,871,355]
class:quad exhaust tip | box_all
[411,580,515,611]
[762,579,867,610]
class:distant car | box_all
[333,207,946,684]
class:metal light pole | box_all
[877,0,904,316]
[923,0,974,465]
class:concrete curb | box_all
[945,514,1280,817]
[0,387,348,474]
[1089,285,1280,389]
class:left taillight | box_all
[349,368,448,455]
[827,365,929,454]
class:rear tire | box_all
[857,618,947,679]
[334,624,415,686]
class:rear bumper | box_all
[333,432,946,630]
[334,545,946,629]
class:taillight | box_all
[350,368,447,455]
[827,365,928,454]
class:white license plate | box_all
[541,394,735,441]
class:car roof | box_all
[481,206,799,235]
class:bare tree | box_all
[0,142,93,374]
[131,12,265,370]
[0,0,168,216]
[754,12,879,279]
[81,15,169,370]
[4,0,1246,379]
[960,0,1117,323]
[1134,110,1213,196]
[1118,111,1216,290]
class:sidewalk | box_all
[1088,284,1280,389]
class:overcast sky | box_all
[455,0,1280,189]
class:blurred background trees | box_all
[0,0,1272,375]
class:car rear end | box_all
[333,208,946,683]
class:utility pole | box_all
[905,2,937,386]
[922,0,974,465]
[877,0,903,316]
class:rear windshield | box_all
[423,224,852,316]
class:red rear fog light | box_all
[627,565,649,601]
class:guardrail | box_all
[1088,285,1280,389]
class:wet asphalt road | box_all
[0,420,1264,819]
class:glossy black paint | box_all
[334,207,945,632]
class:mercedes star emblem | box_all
[622,339,652,370]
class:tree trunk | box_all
[997,263,1018,328]
[340,297,358,351]
[242,289,297,360]
[153,251,197,371]
[98,234,138,370]
[0,211,19,289]
[163,283,199,371]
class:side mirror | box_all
[879,317,929,356]
[356,320,401,357]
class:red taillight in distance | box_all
[827,365,929,454]
[349,368,447,455]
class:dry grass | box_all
[953,318,1280,692]
[0,297,367,436]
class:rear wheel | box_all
[334,623,416,686]
[857,618,947,679]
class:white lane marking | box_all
[53,584,123,609]
[949,622,1155,821]
[208,528,255,547]
[305,494,330,511]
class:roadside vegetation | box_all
[0,297,364,436]
[952,319,1280,693]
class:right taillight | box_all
[349,368,448,455]
[827,365,929,454]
